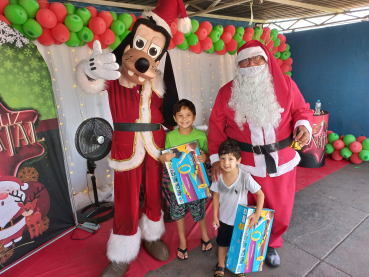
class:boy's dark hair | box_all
[173,99,196,116]
[218,139,241,160]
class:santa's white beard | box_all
[0,195,22,228]
[228,65,283,130]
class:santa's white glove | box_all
[84,40,121,81]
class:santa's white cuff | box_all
[210,154,219,165]
[294,120,312,144]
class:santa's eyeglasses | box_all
[239,56,264,67]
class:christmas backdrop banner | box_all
[0,21,74,270]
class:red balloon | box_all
[51,23,70,42]
[195,28,207,41]
[224,25,235,37]
[37,0,49,9]
[349,141,362,153]
[100,29,115,45]
[331,149,343,161]
[220,32,232,44]
[266,40,274,50]
[87,34,102,49]
[0,0,9,15]
[170,21,177,35]
[199,21,212,35]
[190,41,201,54]
[215,47,227,55]
[284,57,293,65]
[173,18,179,24]
[98,11,113,28]
[244,27,254,35]
[276,58,283,66]
[199,36,212,51]
[260,32,270,42]
[86,6,98,18]
[271,47,278,54]
[0,14,10,25]
[173,31,184,45]
[225,39,237,52]
[243,32,253,42]
[350,153,363,164]
[327,130,333,135]
[333,139,345,150]
[37,28,54,46]
[277,34,286,43]
[130,13,137,22]
[168,39,176,50]
[36,9,57,29]
[263,27,271,34]
[49,2,67,24]
[339,135,345,140]
[278,42,287,52]
[280,64,289,73]
[288,65,292,71]
[356,136,367,143]
[89,17,106,35]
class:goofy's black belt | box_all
[113,123,161,132]
[235,134,294,175]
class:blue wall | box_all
[285,22,369,137]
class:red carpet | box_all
[3,156,349,277]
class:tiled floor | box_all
[146,162,369,277]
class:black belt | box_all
[113,123,161,132]
[235,134,293,174]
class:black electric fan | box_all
[75,117,114,224]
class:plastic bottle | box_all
[315,100,321,115]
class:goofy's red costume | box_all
[208,41,313,267]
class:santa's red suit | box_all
[208,41,313,248]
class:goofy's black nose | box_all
[135,58,150,73]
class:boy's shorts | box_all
[216,221,234,247]
[170,193,205,222]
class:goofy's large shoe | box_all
[265,246,281,268]
[139,213,170,261]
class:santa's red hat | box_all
[142,0,192,36]
[236,42,268,64]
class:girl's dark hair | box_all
[218,139,241,160]
[173,99,196,116]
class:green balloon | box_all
[362,138,369,150]
[359,150,369,161]
[270,32,277,41]
[228,49,237,55]
[109,35,122,50]
[214,39,224,51]
[78,26,94,42]
[64,14,83,32]
[326,143,334,154]
[235,26,245,35]
[119,13,133,30]
[110,11,118,21]
[280,51,291,60]
[232,32,242,43]
[76,8,91,26]
[271,28,279,35]
[187,33,198,46]
[328,133,339,144]
[273,52,281,59]
[64,3,76,15]
[79,40,86,47]
[340,147,352,159]
[274,38,281,47]
[65,31,80,47]
[184,31,191,38]
[9,0,18,4]
[12,24,26,36]
[237,40,245,49]
[191,19,199,33]
[204,45,214,54]
[18,0,39,19]
[285,71,292,77]
[286,43,290,51]
[111,20,125,36]
[23,18,42,38]
[343,134,356,147]
[252,34,260,41]
[119,30,130,41]
[253,26,262,36]
[177,39,189,50]
[4,5,28,25]
[214,25,224,36]
[209,30,220,43]
[260,39,265,45]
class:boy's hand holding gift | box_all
[160,152,176,164]
[198,150,209,163]
[247,212,261,230]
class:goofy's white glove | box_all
[84,40,121,81]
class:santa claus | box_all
[209,40,313,269]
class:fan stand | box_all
[77,160,114,224]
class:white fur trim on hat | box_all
[142,10,172,37]
[76,60,107,94]
[236,46,268,65]
[138,211,165,242]
[177,17,192,34]
[106,228,142,263]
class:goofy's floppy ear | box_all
[112,32,134,66]
[163,53,179,127]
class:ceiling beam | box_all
[189,0,253,17]
[184,0,205,5]
[190,4,204,11]
[266,0,344,13]
[207,0,222,10]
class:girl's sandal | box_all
[201,238,212,252]
[237,274,246,277]
[214,263,225,277]
[177,247,188,261]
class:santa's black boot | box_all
[265,246,280,268]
